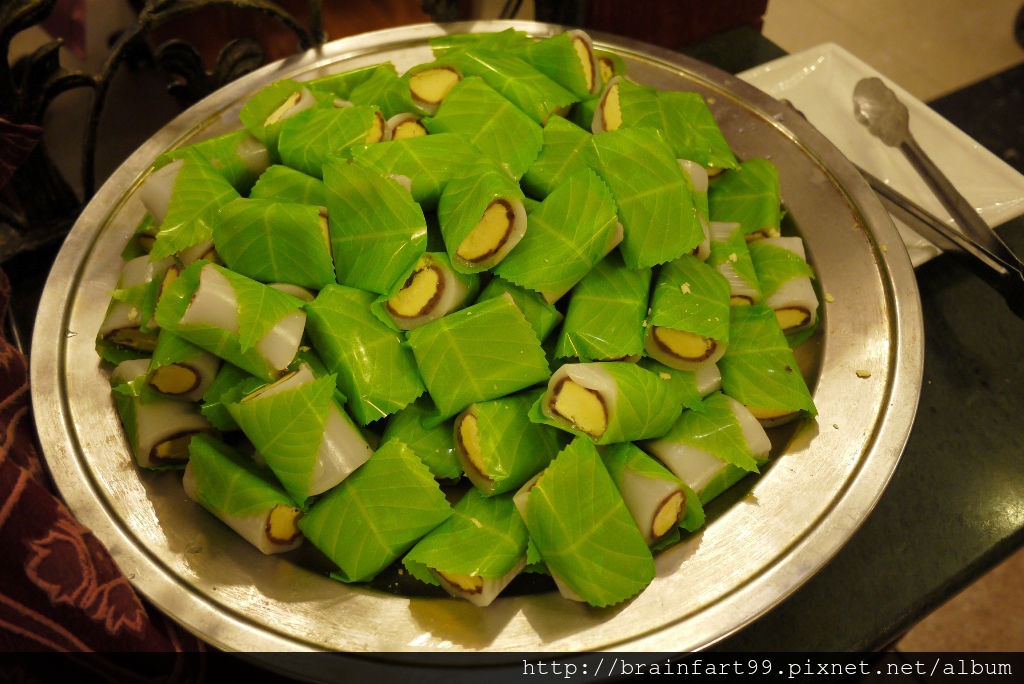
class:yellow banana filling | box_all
[550,378,608,437]
[386,261,444,318]
[456,412,490,481]
[436,570,483,593]
[573,37,594,92]
[600,82,621,131]
[264,91,302,126]
[366,111,385,144]
[652,326,717,362]
[392,119,427,140]
[265,504,303,544]
[456,200,514,263]
[409,67,461,105]
[652,491,685,538]
[598,57,616,85]
[730,295,754,306]
[150,364,200,395]
[775,306,812,332]
[151,432,198,464]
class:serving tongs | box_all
[851,77,1024,318]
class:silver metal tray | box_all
[31,20,923,663]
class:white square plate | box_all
[738,43,1024,266]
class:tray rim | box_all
[30,19,923,661]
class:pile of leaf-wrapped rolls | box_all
[98,29,819,608]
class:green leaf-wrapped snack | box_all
[248,165,328,206]
[708,220,763,305]
[184,435,303,554]
[601,441,704,544]
[437,157,527,273]
[555,251,650,362]
[142,153,240,262]
[453,388,568,496]
[429,28,532,57]
[523,437,655,607]
[496,167,620,303]
[304,64,386,100]
[98,254,177,362]
[645,255,731,372]
[476,277,561,343]
[109,359,216,469]
[154,129,269,195]
[404,489,528,606]
[352,133,476,209]
[531,361,683,445]
[642,392,770,504]
[215,198,335,290]
[520,116,592,200]
[708,158,782,238]
[424,76,543,180]
[748,237,818,334]
[371,252,480,331]
[718,304,817,426]
[238,80,321,161]
[323,158,428,294]
[406,296,550,426]
[347,65,425,119]
[305,284,424,424]
[278,105,385,179]
[515,30,600,99]
[440,49,577,125]
[594,49,626,88]
[583,127,702,268]
[199,362,264,431]
[154,261,305,381]
[147,330,221,402]
[297,439,452,583]
[227,363,372,507]
[637,357,720,413]
[380,396,462,481]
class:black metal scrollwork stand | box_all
[0,0,324,262]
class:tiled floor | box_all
[761,0,1024,654]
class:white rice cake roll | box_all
[385,255,470,330]
[264,87,317,126]
[759,236,819,333]
[148,348,221,403]
[234,134,271,179]
[618,467,685,545]
[679,160,711,260]
[139,159,184,225]
[246,364,372,495]
[710,221,761,305]
[431,557,528,608]
[99,255,177,349]
[541,363,619,440]
[183,463,303,554]
[512,473,586,603]
[695,363,722,397]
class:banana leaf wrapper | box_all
[648,255,730,341]
[148,153,240,261]
[154,261,304,381]
[351,133,476,209]
[370,252,481,331]
[120,214,158,261]
[429,29,531,57]
[526,437,655,607]
[593,50,626,88]
[514,32,595,99]
[555,251,650,361]
[708,158,782,238]
[297,439,452,583]
[708,222,762,300]
[583,127,702,268]
[304,63,389,100]
[636,358,708,413]
[200,362,265,431]
[530,361,682,445]
[437,49,578,125]
[614,80,737,171]
[155,129,268,194]
[214,198,335,290]
[248,165,328,207]
[718,305,817,417]
[476,277,561,343]
[278,105,383,179]
[347,65,425,119]
[497,167,618,301]
[380,396,462,480]
[405,296,550,427]
[520,116,592,199]
[323,158,428,294]
[305,284,424,425]
[436,157,525,274]
[601,441,705,539]
[458,389,569,495]
[403,489,528,590]
[569,96,599,131]
[748,239,816,298]
[423,76,543,180]
[188,434,297,517]
[226,369,362,507]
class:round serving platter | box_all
[32,19,922,669]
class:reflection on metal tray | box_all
[31,20,922,667]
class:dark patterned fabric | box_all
[0,267,202,654]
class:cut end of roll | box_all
[747,405,800,428]
[409,67,461,109]
[150,431,199,465]
[456,200,515,263]
[150,364,200,396]
[593,77,621,134]
[550,377,608,438]
[366,111,386,144]
[775,306,812,332]
[598,57,616,85]
[264,88,315,127]
[436,570,483,594]
[652,491,684,538]
[455,410,492,485]
[651,326,716,362]
[386,261,445,319]
[386,113,428,141]
[265,504,303,545]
